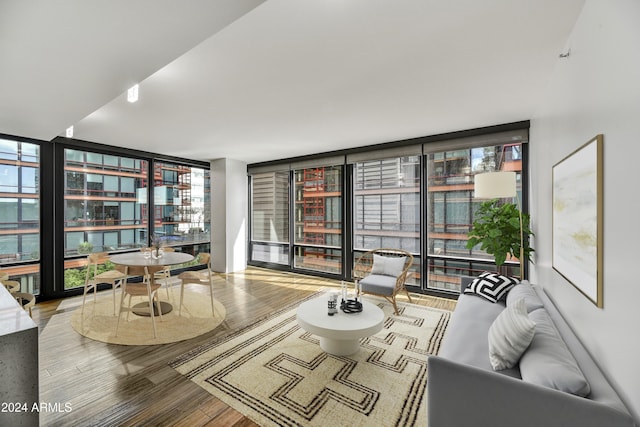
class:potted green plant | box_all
[466,199,534,271]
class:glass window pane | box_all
[104,175,118,192]
[121,177,134,194]
[63,148,148,265]
[293,165,343,274]
[153,162,211,247]
[21,144,38,162]
[0,165,18,192]
[87,232,104,251]
[251,171,289,244]
[0,139,18,160]
[103,232,118,250]
[65,149,83,162]
[104,155,119,167]
[21,167,38,194]
[121,158,134,169]
[353,156,420,260]
[251,242,289,265]
[0,139,41,294]
[21,199,39,222]
[121,229,135,247]
[294,246,342,275]
[0,198,18,226]
[426,141,524,292]
[86,152,103,165]
[0,235,18,256]
[21,234,39,261]
[66,232,85,253]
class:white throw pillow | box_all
[488,298,536,370]
[371,254,386,275]
[506,281,544,313]
[370,254,407,278]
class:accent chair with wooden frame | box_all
[115,266,164,339]
[82,252,128,316]
[354,248,414,314]
[3,280,21,294]
[147,246,176,299]
[178,253,215,316]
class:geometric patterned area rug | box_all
[170,292,450,427]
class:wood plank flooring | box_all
[32,267,456,426]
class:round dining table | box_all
[109,251,194,315]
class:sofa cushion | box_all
[519,308,591,397]
[439,293,521,378]
[506,280,544,313]
[488,298,536,370]
[464,272,519,303]
[359,274,396,296]
[371,254,406,277]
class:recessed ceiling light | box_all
[127,84,139,103]
[66,126,74,138]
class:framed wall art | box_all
[552,134,603,307]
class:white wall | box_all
[210,158,248,273]
[530,0,640,420]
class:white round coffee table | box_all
[296,295,385,356]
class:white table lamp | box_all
[474,171,516,199]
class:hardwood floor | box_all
[33,267,456,426]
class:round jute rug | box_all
[71,286,226,345]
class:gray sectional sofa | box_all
[427,278,636,427]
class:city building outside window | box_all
[63,149,149,289]
[353,155,421,286]
[152,161,211,249]
[0,138,40,294]
[426,142,523,292]
[63,154,211,290]
[293,165,343,274]
[245,128,527,295]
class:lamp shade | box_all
[474,171,516,199]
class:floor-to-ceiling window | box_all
[153,161,211,249]
[0,135,210,299]
[0,137,41,294]
[61,150,212,291]
[250,170,290,265]
[293,165,343,274]
[425,134,525,292]
[63,148,149,289]
[353,155,421,286]
[247,124,528,297]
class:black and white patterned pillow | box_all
[464,272,519,303]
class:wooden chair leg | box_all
[391,296,400,315]
[179,282,185,315]
[112,281,119,316]
[155,292,163,321]
[126,295,133,322]
[81,287,89,315]
[164,273,171,300]
[209,283,215,317]
[404,286,412,303]
[148,296,157,339]
[81,282,97,315]
[115,291,127,337]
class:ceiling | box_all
[1,0,585,164]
